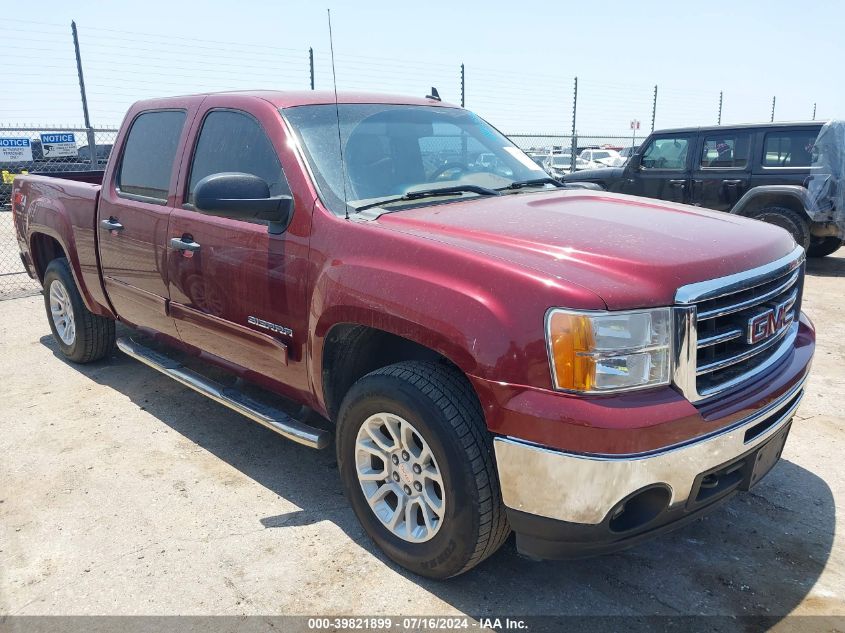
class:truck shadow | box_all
[41,335,835,622]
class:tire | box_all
[746,206,811,251]
[807,236,843,258]
[336,361,510,579]
[43,257,115,363]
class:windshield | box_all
[283,104,547,214]
[550,155,571,166]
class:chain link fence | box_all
[1,126,117,299]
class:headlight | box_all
[545,307,672,393]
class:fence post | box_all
[651,85,658,132]
[570,76,578,173]
[309,47,315,90]
[770,96,776,122]
[71,21,97,169]
[717,91,723,125]
[460,63,465,108]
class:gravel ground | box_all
[1,254,844,628]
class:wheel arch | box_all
[731,185,812,220]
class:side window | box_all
[641,136,691,170]
[117,110,186,201]
[762,130,819,168]
[187,110,290,207]
[700,133,750,168]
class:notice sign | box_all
[0,138,33,162]
[40,133,77,158]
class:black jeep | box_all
[564,121,844,257]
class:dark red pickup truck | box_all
[12,91,814,578]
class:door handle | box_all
[100,217,124,232]
[170,236,201,257]
[668,179,686,186]
[723,179,743,186]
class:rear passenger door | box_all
[98,105,197,337]
[690,131,752,211]
[626,133,694,203]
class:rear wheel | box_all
[43,258,115,363]
[747,206,811,251]
[336,361,510,578]
[807,236,843,258]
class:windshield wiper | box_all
[497,177,563,191]
[352,185,500,213]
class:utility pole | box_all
[812,102,817,120]
[570,76,578,173]
[460,63,465,108]
[771,96,776,122]
[71,21,96,169]
[651,85,658,132]
[717,91,723,125]
[309,47,315,90]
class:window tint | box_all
[118,110,186,200]
[700,133,750,168]
[187,110,289,205]
[762,130,820,167]
[641,137,691,170]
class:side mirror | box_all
[193,172,293,234]
[628,154,642,170]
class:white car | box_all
[544,153,590,177]
[579,148,622,169]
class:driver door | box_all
[626,133,694,204]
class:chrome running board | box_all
[116,337,330,450]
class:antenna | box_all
[327,9,349,219]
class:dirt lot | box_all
[1,254,844,627]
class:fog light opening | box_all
[608,486,671,533]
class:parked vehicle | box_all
[13,91,814,578]
[579,148,621,169]
[544,153,590,177]
[564,121,844,257]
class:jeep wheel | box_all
[748,206,811,251]
[336,361,510,578]
[43,258,115,363]
[807,236,843,258]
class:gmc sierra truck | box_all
[12,91,815,579]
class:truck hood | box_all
[564,167,623,181]
[374,190,796,309]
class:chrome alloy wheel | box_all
[354,413,446,543]
[49,279,76,345]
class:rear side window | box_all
[762,130,819,167]
[117,110,186,201]
[700,133,750,168]
[187,110,289,206]
[641,136,691,170]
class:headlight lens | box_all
[546,308,672,393]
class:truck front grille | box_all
[673,247,805,402]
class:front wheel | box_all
[807,236,843,258]
[336,361,510,578]
[43,258,115,363]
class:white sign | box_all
[40,133,78,158]
[630,119,640,130]
[0,138,33,162]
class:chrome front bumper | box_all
[493,377,805,525]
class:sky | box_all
[3,0,843,140]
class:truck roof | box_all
[130,90,460,111]
[652,121,824,135]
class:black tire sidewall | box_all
[807,236,843,258]
[336,372,482,579]
[43,259,86,362]
[750,206,810,251]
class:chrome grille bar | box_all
[696,269,801,320]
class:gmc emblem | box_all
[746,292,797,344]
